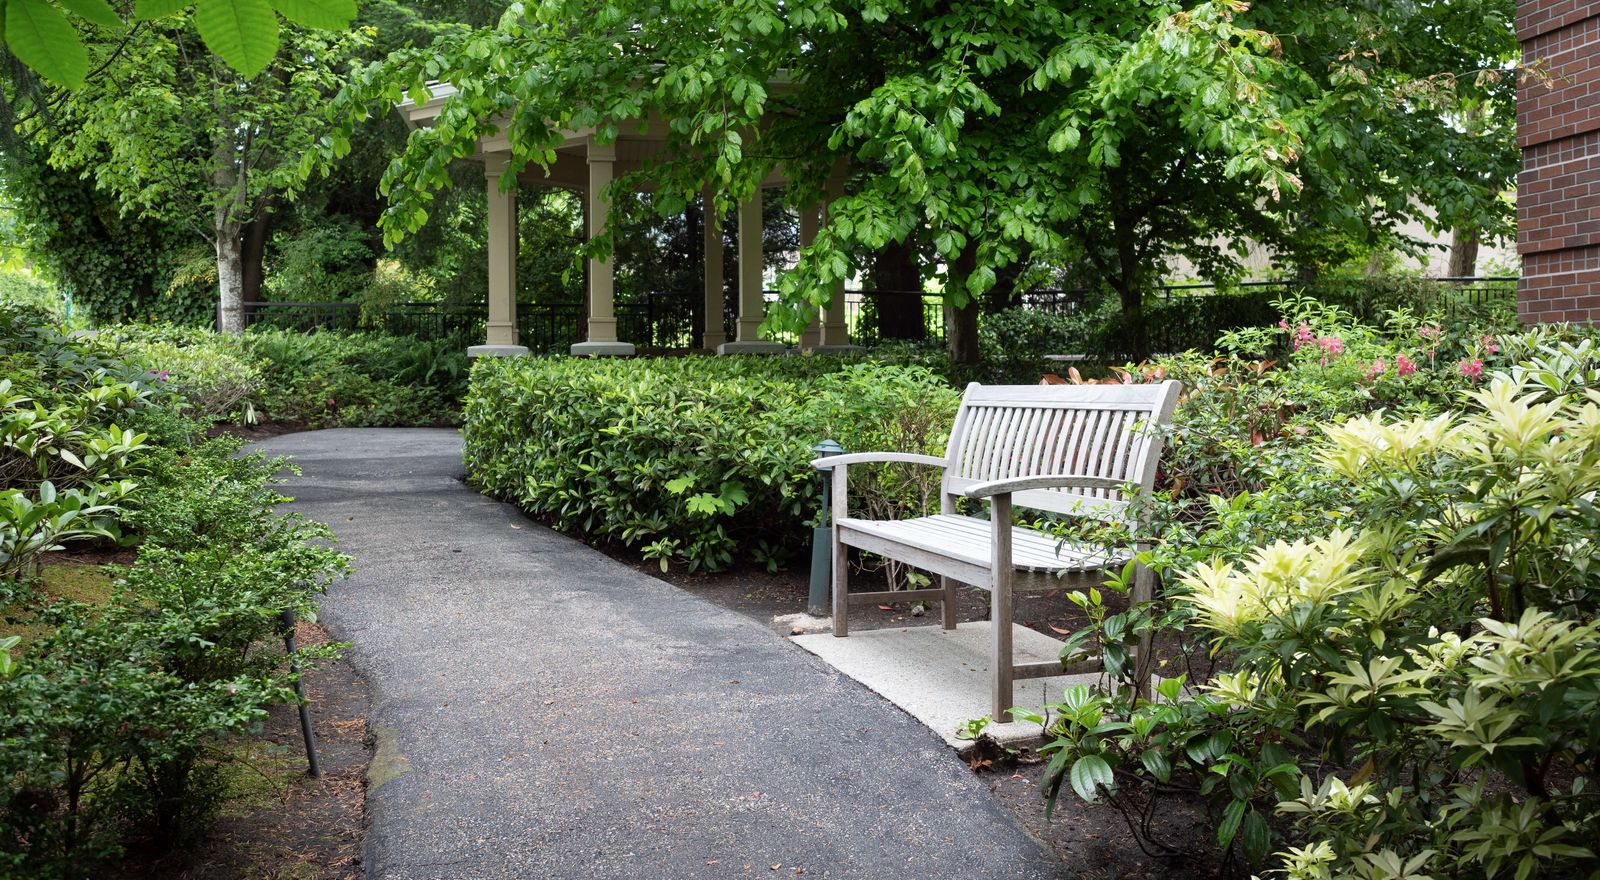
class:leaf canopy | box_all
[324,0,1516,331]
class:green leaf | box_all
[1217,798,1246,849]
[1068,754,1114,803]
[193,0,277,78]
[133,0,190,18]
[1140,749,1172,782]
[58,0,123,28]
[268,0,353,29]
[1240,809,1270,863]
[6,0,88,88]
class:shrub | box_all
[464,355,959,572]
[1,306,158,586]
[239,328,467,427]
[102,323,470,428]
[977,306,1102,383]
[119,336,264,422]
[1029,318,1600,878]
[0,270,66,324]
[0,305,350,875]
[0,441,347,875]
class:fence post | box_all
[808,440,844,617]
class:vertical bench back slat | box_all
[942,381,1181,518]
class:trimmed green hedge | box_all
[464,356,960,572]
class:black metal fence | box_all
[238,277,1516,353]
[240,294,699,352]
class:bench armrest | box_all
[960,474,1127,499]
[810,452,948,470]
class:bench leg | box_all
[940,576,958,630]
[992,574,1014,723]
[991,495,1015,723]
[831,531,849,638]
[1131,559,1155,699]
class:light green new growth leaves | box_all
[194,0,278,78]
[6,0,88,88]
[269,0,354,30]
[58,0,123,28]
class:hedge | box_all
[463,356,961,572]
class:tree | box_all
[0,150,210,323]
[31,15,370,331]
[334,0,1517,361]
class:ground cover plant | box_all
[0,303,349,877]
[1024,300,1600,878]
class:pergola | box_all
[398,85,855,356]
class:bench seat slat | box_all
[839,513,1129,575]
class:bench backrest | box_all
[941,381,1182,519]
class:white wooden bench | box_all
[812,380,1181,722]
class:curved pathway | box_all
[258,429,1066,880]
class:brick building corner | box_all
[1517,0,1600,322]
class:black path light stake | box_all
[808,440,844,617]
[280,608,321,778]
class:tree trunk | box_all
[212,105,249,334]
[240,210,270,304]
[870,237,925,340]
[984,247,1029,315]
[215,221,246,333]
[1447,227,1479,278]
[1110,211,1150,361]
[946,245,980,365]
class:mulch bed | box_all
[114,622,373,880]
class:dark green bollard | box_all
[808,440,844,617]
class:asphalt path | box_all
[257,428,1066,880]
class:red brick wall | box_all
[1518,0,1600,322]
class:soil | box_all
[598,545,1220,879]
[208,420,313,442]
[115,622,373,880]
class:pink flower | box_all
[1418,325,1443,340]
[1458,358,1484,380]
[1364,359,1387,382]
[1396,354,1417,377]
[1291,321,1314,350]
[1278,319,1290,331]
[1314,335,1345,366]
[1481,335,1500,355]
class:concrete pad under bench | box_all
[792,622,1098,749]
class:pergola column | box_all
[572,138,634,356]
[798,205,822,349]
[467,152,529,358]
[716,187,785,354]
[701,188,727,350]
[815,173,861,353]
